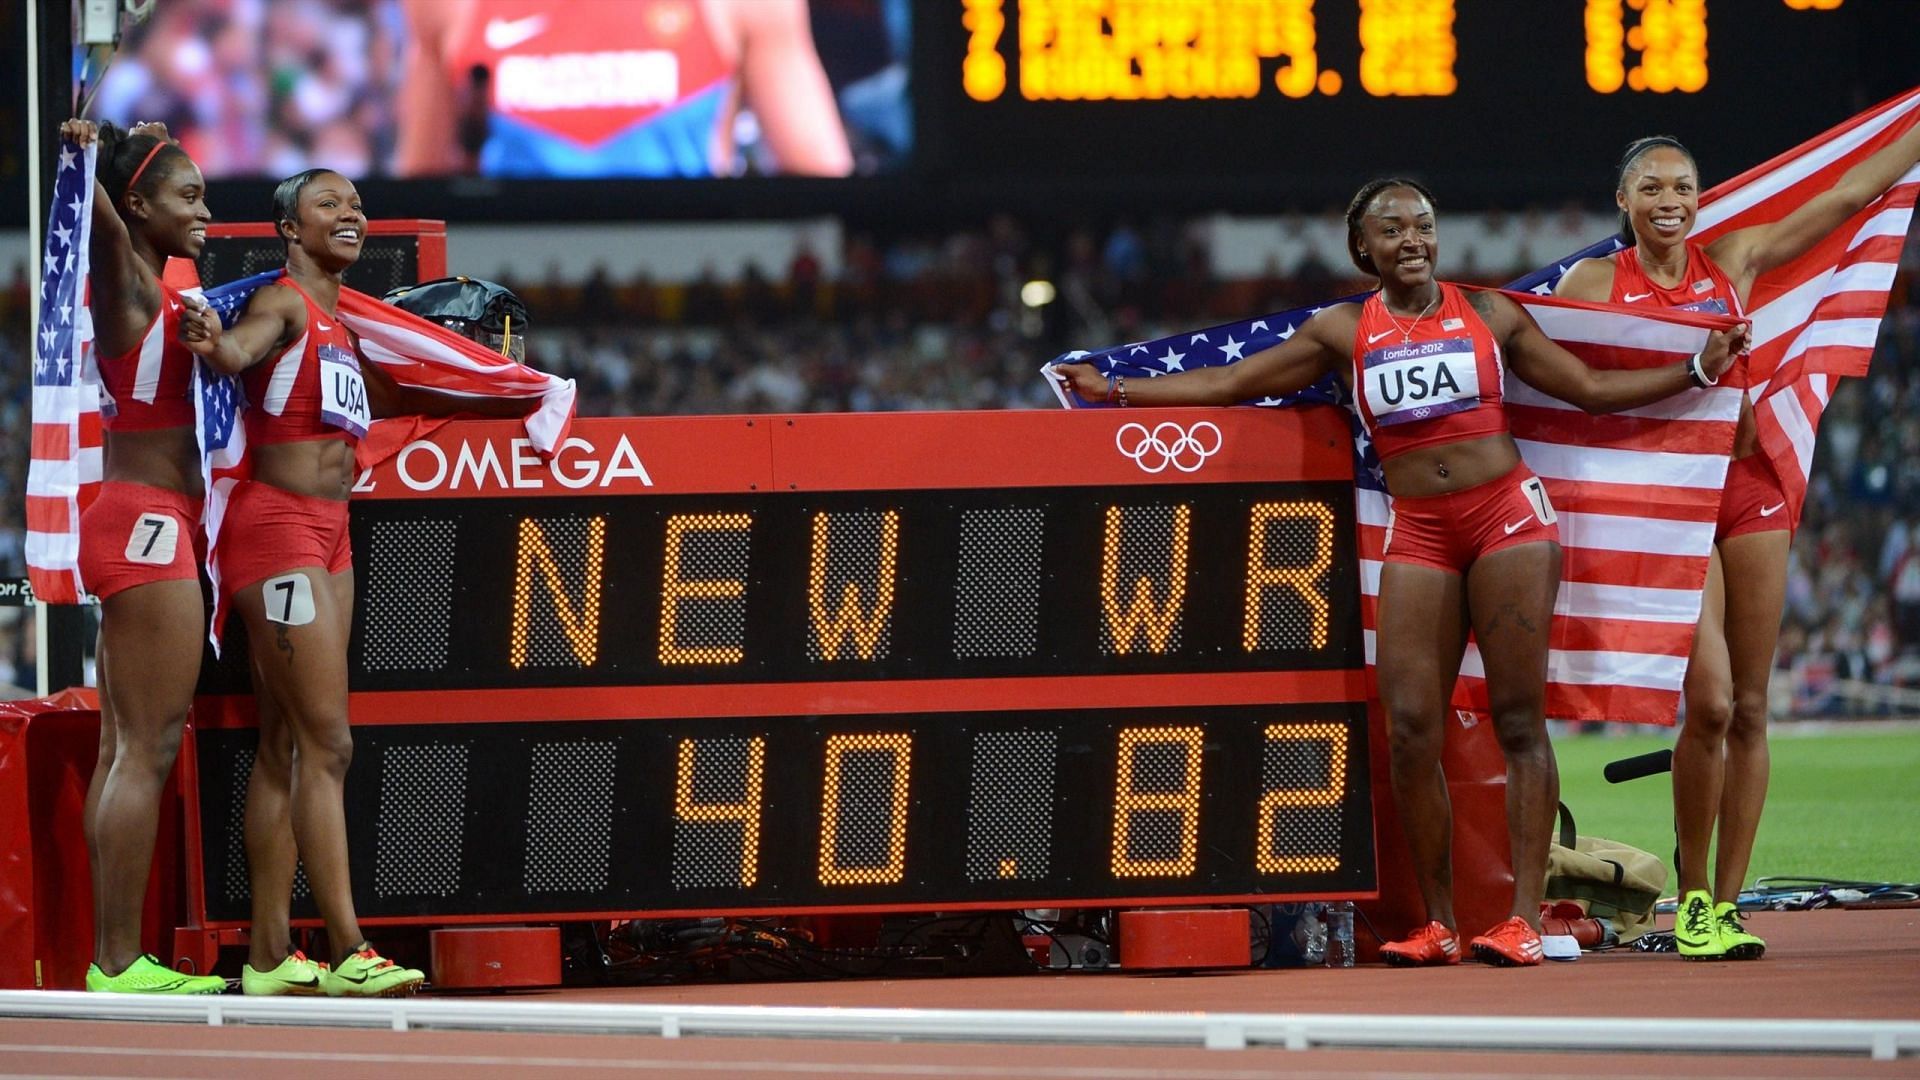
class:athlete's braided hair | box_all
[95,121,190,214]
[1614,135,1696,243]
[1345,177,1438,276]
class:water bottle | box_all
[1322,902,1355,968]
[1287,902,1328,966]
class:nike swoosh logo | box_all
[1759,502,1785,516]
[315,321,332,332]
[1623,292,1653,302]
[334,970,370,984]
[1367,329,1397,344]
[485,14,547,50]
[1503,518,1533,535]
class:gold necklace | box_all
[1382,293,1441,343]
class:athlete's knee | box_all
[1682,692,1734,742]
[1728,688,1770,745]
[1488,706,1548,759]
[295,720,354,779]
[1386,707,1443,768]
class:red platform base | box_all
[1115,909,1250,970]
[428,927,561,989]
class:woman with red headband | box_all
[62,117,240,994]
[1556,126,1920,960]
[1056,178,1747,967]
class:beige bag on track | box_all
[1543,803,1668,944]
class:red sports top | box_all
[241,279,370,445]
[1350,283,1508,461]
[1611,240,1744,318]
[97,281,196,431]
[447,0,733,148]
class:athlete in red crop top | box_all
[200,168,533,995]
[1557,127,1920,960]
[1057,178,1747,969]
[61,118,232,995]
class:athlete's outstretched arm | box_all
[198,285,302,376]
[1052,307,1351,407]
[395,0,465,175]
[1484,290,1747,414]
[1710,119,1920,282]
[732,0,854,176]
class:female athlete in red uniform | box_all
[1057,179,1747,967]
[200,169,533,995]
[62,118,231,995]
[1557,127,1920,960]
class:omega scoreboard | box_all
[187,408,1374,923]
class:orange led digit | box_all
[1243,501,1333,651]
[1099,504,1189,655]
[1358,0,1458,97]
[1256,723,1347,873]
[1588,0,1707,93]
[819,733,913,886]
[962,0,1008,102]
[1109,725,1204,878]
[808,510,900,662]
[658,512,751,666]
[509,516,606,668]
[673,737,766,886]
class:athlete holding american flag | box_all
[1056,179,1750,968]
[1557,116,1920,962]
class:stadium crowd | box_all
[4,215,1918,712]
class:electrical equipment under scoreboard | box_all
[185,407,1375,924]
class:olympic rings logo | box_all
[1114,421,1223,474]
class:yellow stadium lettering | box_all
[1256,723,1347,873]
[1110,726,1205,878]
[658,512,750,666]
[509,517,606,668]
[1099,504,1189,655]
[1243,501,1333,651]
[673,737,765,887]
[808,510,899,662]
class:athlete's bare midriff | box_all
[102,426,204,498]
[252,438,356,501]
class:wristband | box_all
[1103,373,1117,403]
[1687,352,1718,389]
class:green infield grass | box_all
[1552,725,1920,892]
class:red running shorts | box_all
[1384,463,1561,574]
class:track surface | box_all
[4,909,1914,1079]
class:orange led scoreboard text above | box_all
[189,409,1375,923]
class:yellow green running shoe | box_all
[241,950,328,996]
[321,945,424,998]
[86,954,227,994]
[1674,889,1727,960]
[1714,902,1767,960]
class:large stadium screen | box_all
[930,0,1884,205]
[90,0,912,179]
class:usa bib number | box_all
[319,344,370,438]
[1362,336,1481,427]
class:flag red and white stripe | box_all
[1684,86,1920,525]
[25,140,103,604]
[1412,293,1744,724]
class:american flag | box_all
[1048,88,1919,725]
[25,140,102,604]
[195,269,576,647]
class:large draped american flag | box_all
[24,140,575,613]
[193,269,576,646]
[1048,87,1920,725]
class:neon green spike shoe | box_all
[86,954,227,994]
[320,945,424,998]
[1714,902,1767,960]
[1674,889,1727,960]
[241,950,329,996]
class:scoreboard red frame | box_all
[181,405,1376,928]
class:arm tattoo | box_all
[274,623,296,662]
